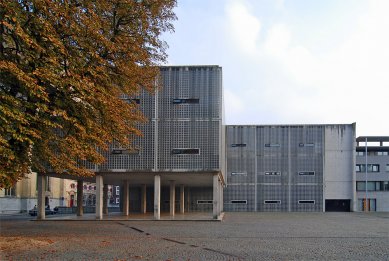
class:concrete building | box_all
[33,65,226,220]
[224,124,357,212]
[356,136,389,211]
[3,65,387,216]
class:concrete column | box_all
[95,175,103,220]
[213,174,219,219]
[186,187,190,212]
[170,180,175,217]
[180,185,185,214]
[76,180,83,216]
[37,174,45,220]
[154,175,161,220]
[103,184,108,214]
[123,180,129,216]
[218,182,223,214]
[141,184,147,214]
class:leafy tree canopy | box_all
[0,0,176,188]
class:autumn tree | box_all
[0,0,176,188]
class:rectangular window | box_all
[356,164,380,172]
[386,164,389,172]
[111,148,140,155]
[4,187,15,196]
[299,143,314,147]
[172,98,199,104]
[298,200,315,204]
[265,144,280,147]
[231,172,247,176]
[356,181,388,191]
[264,200,281,204]
[231,143,246,147]
[298,171,315,176]
[121,98,140,104]
[265,171,281,176]
[356,151,364,156]
[171,148,200,155]
[231,200,247,204]
[197,200,213,204]
[46,177,51,192]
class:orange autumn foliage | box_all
[0,0,176,188]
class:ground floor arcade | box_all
[35,171,224,220]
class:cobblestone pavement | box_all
[1,212,388,260]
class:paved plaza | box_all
[1,212,388,260]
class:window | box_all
[172,98,199,104]
[4,187,15,196]
[386,164,389,172]
[264,200,281,204]
[46,177,51,192]
[197,200,213,204]
[265,144,280,147]
[299,143,314,147]
[231,200,247,204]
[356,181,389,191]
[231,143,246,147]
[377,151,389,156]
[298,171,315,176]
[70,183,76,189]
[172,148,200,155]
[356,151,364,156]
[231,172,247,176]
[298,200,315,204]
[265,171,281,176]
[111,148,140,155]
[356,164,380,172]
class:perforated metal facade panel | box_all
[224,125,325,212]
[99,66,224,175]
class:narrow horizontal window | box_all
[121,98,140,104]
[265,144,280,147]
[356,164,380,172]
[172,98,199,104]
[231,172,247,176]
[231,143,246,147]
[171,148,200,155]
[111,148,140,155]
[231,200,247,204]
[265,171,281,176]
[299,143,314,147]
[197,200,213,204]
[298,171,315,176]
[298,200,315,204]
[264,200,281,204]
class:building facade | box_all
[356,136,389,211]
[0,173,69,214]
[2,65,388,215]
[224,124,357,212]
[31,65,225,220]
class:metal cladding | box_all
[99,66,224,173]
[225,125,325,212]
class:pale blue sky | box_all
[162,0,389,136]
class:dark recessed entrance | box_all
[325,199,351,212]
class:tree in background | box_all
[0,0,176,188]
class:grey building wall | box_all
[356,137,389,212]
[323,124,356,211]
[224,124,355,212]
